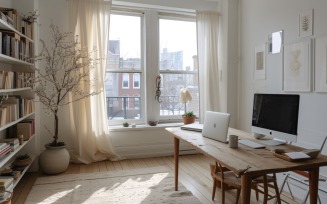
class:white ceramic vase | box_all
[39,144,70,174]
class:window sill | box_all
[109,122,184,132]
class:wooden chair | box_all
[210,162,281,204]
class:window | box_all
[122,73,129,89]
[159,19,199,119]
[105,10,199,125]
[133,73,140,89]
[105,14,142,122]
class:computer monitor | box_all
[251,93,300,142]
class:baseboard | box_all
[114,143,197,159]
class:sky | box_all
[109,14,197,70]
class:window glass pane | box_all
[159,19,197,71]
[133,73,140,88]
[159,73,199,116]
[105,72,142,120]
[108,14,141,70]
[122,73,129,88]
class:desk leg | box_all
[174,137,180,191]
[308,167,319,204]
[241,174,252,204]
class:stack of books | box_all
[0,143,11,160]
[0,138,19,152]
[0,177,13,201]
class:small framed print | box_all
[254,44,266,80]
[299,9,313,38]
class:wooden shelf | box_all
[0,112,35,132]
[0,54,33,71]
[0,134,35,168]
[13,155,35,189]
[0,87,32,94]
[0,19,34,42]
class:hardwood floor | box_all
[12,154,299,204]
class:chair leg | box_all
[236,188,241,204]
[212,179,217,201]
[221,183,225,204]
[263,175,268,204]
[272,174,281,204]
[254,185,259,201]
[278,173,289,194]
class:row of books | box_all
[0,177,13,201]
[0,7,33,39]
[0,30,34,62]
[0,143,11,161]
[0,70,34,89]
[0,96,34,127]
[7,119,35,141]
[0,138,19,152]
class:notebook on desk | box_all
[202,111,230,143]
[180,123,203,132]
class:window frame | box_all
[106,9,198,125]
[158,16,198,121]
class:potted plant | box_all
[182,111,196,124]
[32,24,100,174]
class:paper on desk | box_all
[284,152,311,159]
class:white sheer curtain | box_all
[68,0,119,163]
[196,11,221,122]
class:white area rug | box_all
[25,166,202,204]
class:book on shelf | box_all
[0,70,35,89]
[17,122,33,141]
[0,176,14,201]
[0,177,13,188]
[0,143,8,151]
[0,96,34,127]
[0,7,33,39]
[0,29,34,62]
[0,138,19,152]
[0,145,11,158]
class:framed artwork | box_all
[254,44,266,80]
[268,30,283,54]
[299,9,313,38]
[315,36,327,92]
[283,40,312,92]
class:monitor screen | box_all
[251,93,300,142]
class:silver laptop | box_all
[202,111,231,143]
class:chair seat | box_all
[210,162,281,204]
[213,171,242,188]
[253,175,276,184]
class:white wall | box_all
[37,0,73,152]
[239,0,327,175]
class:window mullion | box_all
[144,10,160,122]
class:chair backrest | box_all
[320,136,327,152]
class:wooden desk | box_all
[166,127,327,204]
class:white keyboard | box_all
[259,139,286,146]
[238,139,265,149]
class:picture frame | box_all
[299,9,313,38]
[314,36,327,92]
[268,30,283,54]
[283,40,312,92]
[254,44,266,80]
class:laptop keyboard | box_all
[238,139,265,149]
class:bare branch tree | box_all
[33,24,100,146]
